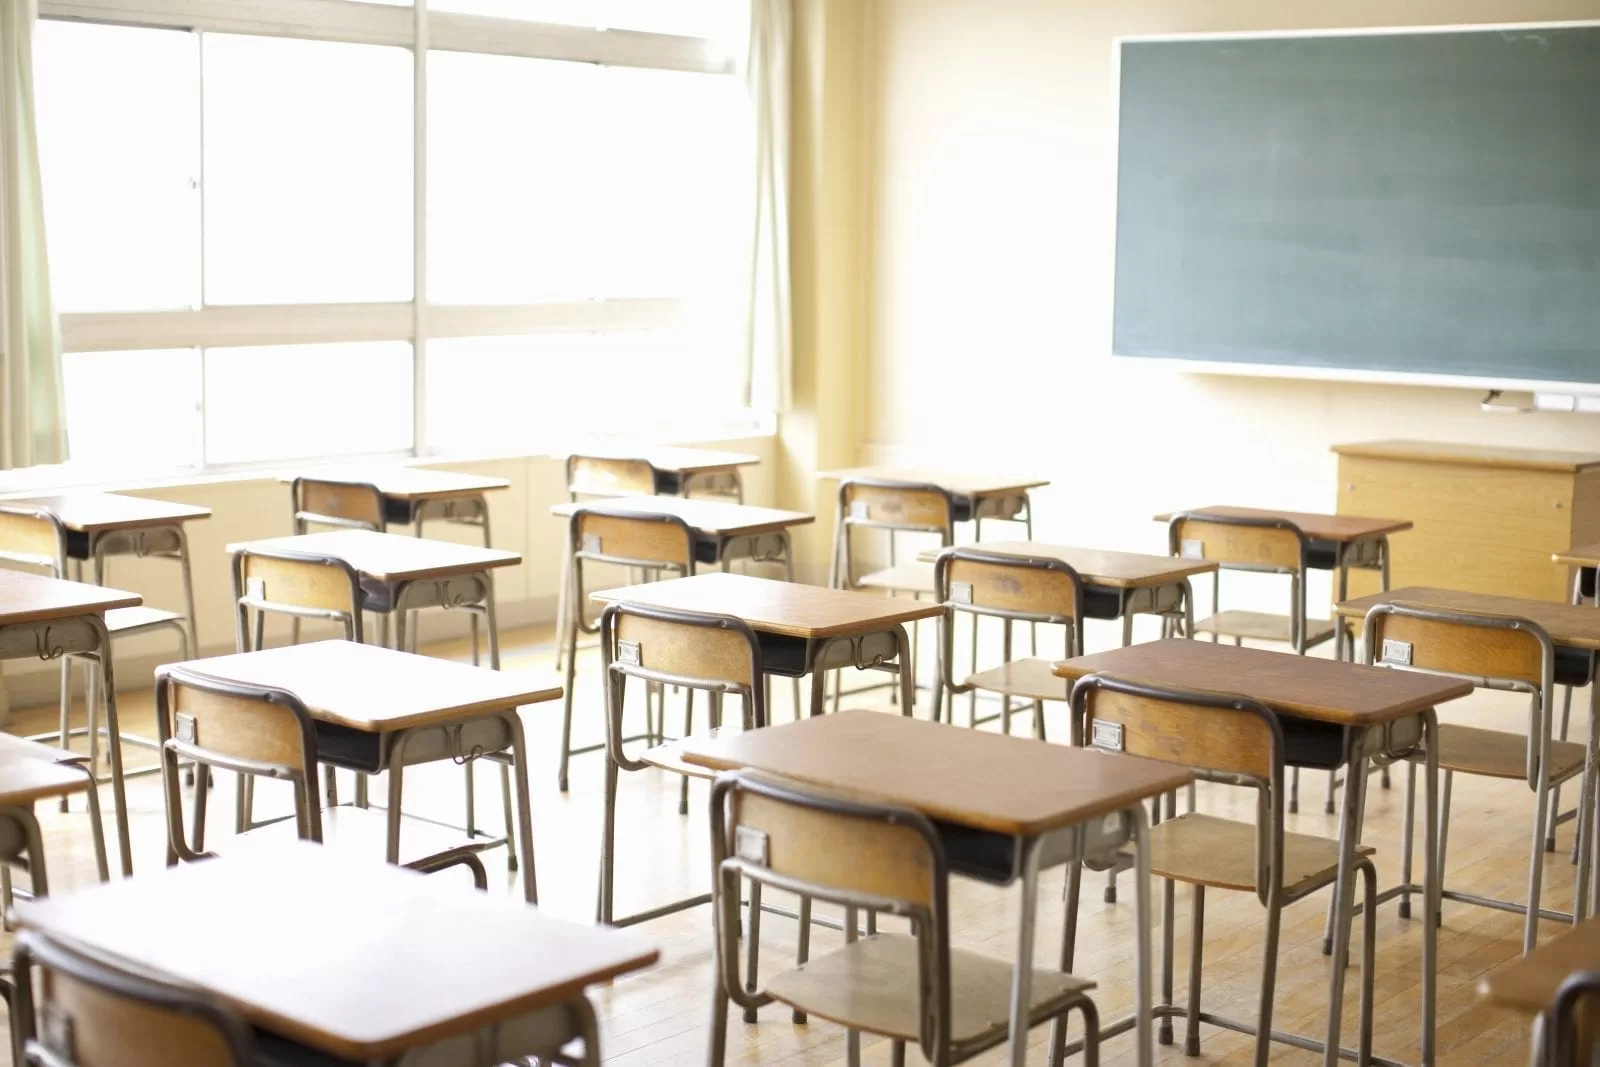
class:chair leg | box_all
[1158,872,1175,1045]
[1185,884,1205,1056]
[559,607,581,793]
[499,762,518,872]
[680,690,695,816]
[57,659,72,813]
[743,880,763,1024]
[1325,768,1339,815]
[1358,863,1378,1066]
[793,895,811,1024]
[1526,775,1551,954]
[1437,768,1454,926]
[890,1040,905,1067]
[1399,760,1417,920]
[1033,700,1046,741]
[1289,766,1300,814]
[596,754,619,924]
[1551,684,1574,852]
[707,965,730,1067]
[1254,901,1282,1067]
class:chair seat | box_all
[104,606,185,636]
[856,561,936,596]
[963,659,1068,703]
[765,933,1094,1046]
[639,738,719,780]
[1192,611,1336,648]
[1436,725,1587,782]
[231,805,490,868]
[1141,812,1374,896]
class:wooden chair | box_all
[829,479,955,713]
[566,454,658,499]
[289,476,385,534]
[1167,512,1340,814]
[1363,601,1590,954]
[596,602,779,985]
[1066,672,1377,1067]
[154,663,491,887]
[0,504,190,800]
[931,546,1079,735]
[707,770,1099,1067]
[0,734,110,912]
[9,930,257,1067]
[558,508,698,792]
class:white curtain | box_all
[741,0,792,414]
[0,0,65,470]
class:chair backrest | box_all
[154,666,322,861]
[14,931,254,1067]
[710,771,950,1057]
[570,508,696,571]
[601,601,765,709]
[230,548,364,649]
[290,477,384,532]
[1167,513,1307,575]
[567,455,657,499]
[1070,672,1285,905]
[0,504,68,573]
[934,547,1083,624]
[838,479,955,539]
[1363,601,1554,785]
[1550,969,1600,1067]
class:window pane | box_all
[63,350,202,471]
[33,22,200,312]
[203,35,412,305]
[428,57,746,304]
[428,54,602,303]
[598,66,748,300]
[428,0,744,42]
[426,331,732,454]
[204,343,413,464]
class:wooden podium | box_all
[1334,440,1600,602]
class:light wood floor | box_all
[0,616,1577,1066]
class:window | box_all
[31,0,754,476]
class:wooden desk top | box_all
[2,492,211,531]
[1334,587,1600,651]
[563,445,761,474]
[1054,639,1471,727]
[817,466,1049,499]
[14,841,657,1060]
[167,641,559,732]
[0,571,141,627]
[0,750,92,806]
[680,709,1191,837]
[590,573,943,640]
[226,530,519,583]
[1333,440,1600,474]
[1154,506,1412,543]
[280,467,511,501]
[914,541,1217,589]
[1554,543,1600,569]
[1478,916,1600,1015]
[550,496,813,538]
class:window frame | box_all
[36,0,752,476]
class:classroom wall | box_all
[860,0,1600,585]
[0,436,777,712]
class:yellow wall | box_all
[861,0,1600,566]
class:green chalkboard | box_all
[1112,26,1600,385]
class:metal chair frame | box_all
[11,930,257,1067]
[0,504,190,799]
[1549,969,1600,1067]
[708,770,1100,1067]
[155,664,492,890]
[227,549,524,893]
[558,507,698,792]
[1360,601,1591,955]
[932,547,1084,737]
[1066,673,1378,1067]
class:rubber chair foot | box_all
[743,1008,758,1024]
[507,855,518,872]
[792,1011,807,1025]
[1288,800,1299,814]
[1157,1023,1173,1046]
[558,774,569,793]
[1103,886,1117,904]
[1398,900,1411,920]
[1184,1036,1201,1056]
[185,767,195,786]
[1324,800,1336,815]
[1321,937,1332,956]
[1546,837,1558,853]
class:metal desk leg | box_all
[1006,839,1043,1067]
[1322,726,1372,1067]
[1132,804,1154,1067]
[892,624,915,716]
[91,616,133,877]
[1422,712,1441,1066]
[506,709,538,904]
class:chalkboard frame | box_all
[1109,20,1600,396]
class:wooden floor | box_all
[0,616,1574,1066]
